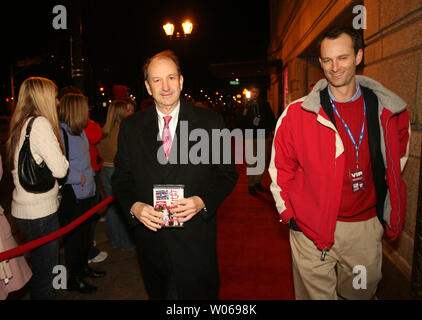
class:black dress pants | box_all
[63,197,93,277]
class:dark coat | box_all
[237,98,276,137]
[111,100,238,299]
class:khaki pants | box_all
[289,216,384,300]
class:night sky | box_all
[0,0,269,104]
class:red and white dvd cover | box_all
[153,185,184,228]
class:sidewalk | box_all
[6,216,149,300]
[56,218,149,300]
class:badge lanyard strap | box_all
[330,98,366,169]
[255,103,260,118]
[249,101,260,118]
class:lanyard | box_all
[330,97,366,168]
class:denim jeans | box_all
[14,213,60,300]
[100,166,135,250]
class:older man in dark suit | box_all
[112,50,238,299]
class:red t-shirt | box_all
[333,95,377,222]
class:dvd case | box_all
[153,184,185,228]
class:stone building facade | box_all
[268,0,422,298]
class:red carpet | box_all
[217,164,294,299]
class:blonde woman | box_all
[98,100,135,250]
[58,93,105,294]
[6,77,69,300]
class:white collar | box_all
[155,101,180,120]
[156,102,180,139]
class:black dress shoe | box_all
[67,276,98,294]
[83,266,106,278]
[248,186,257,195]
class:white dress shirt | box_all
[156,102,180,140]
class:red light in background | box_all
[5,98,9,103]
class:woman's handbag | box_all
[18,117,55,193]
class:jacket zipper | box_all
[322,128,343,260]
[385,114,401,239]
[315,113,342,258]
[322,145,338,261]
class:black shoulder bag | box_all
[57,127,77,226]
[18,116,55,193]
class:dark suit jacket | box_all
[111,100,238,299]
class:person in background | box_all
[139,97,154,111]
[122,97,137,115]
[84,113,108,263]
[58,93,106,294]
[58,86,108,265]
[237,84,276,195]
[6,77,69,299]
[97,100,135,251]
[0,153,32,300]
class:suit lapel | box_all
[138,106,165,178]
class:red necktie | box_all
[162,116,172,159]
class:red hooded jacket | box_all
[84,118,104,172]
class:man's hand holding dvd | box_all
[130,201,165,232]
[130,185,205,231]
[170,196,205,224]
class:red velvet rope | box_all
[0,196,115,263]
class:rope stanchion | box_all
[0,195,115,263]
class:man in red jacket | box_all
[269,27,410,299]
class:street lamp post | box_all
[182,21,193,35]
[163,20,194,39]
[70,0,85,94]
